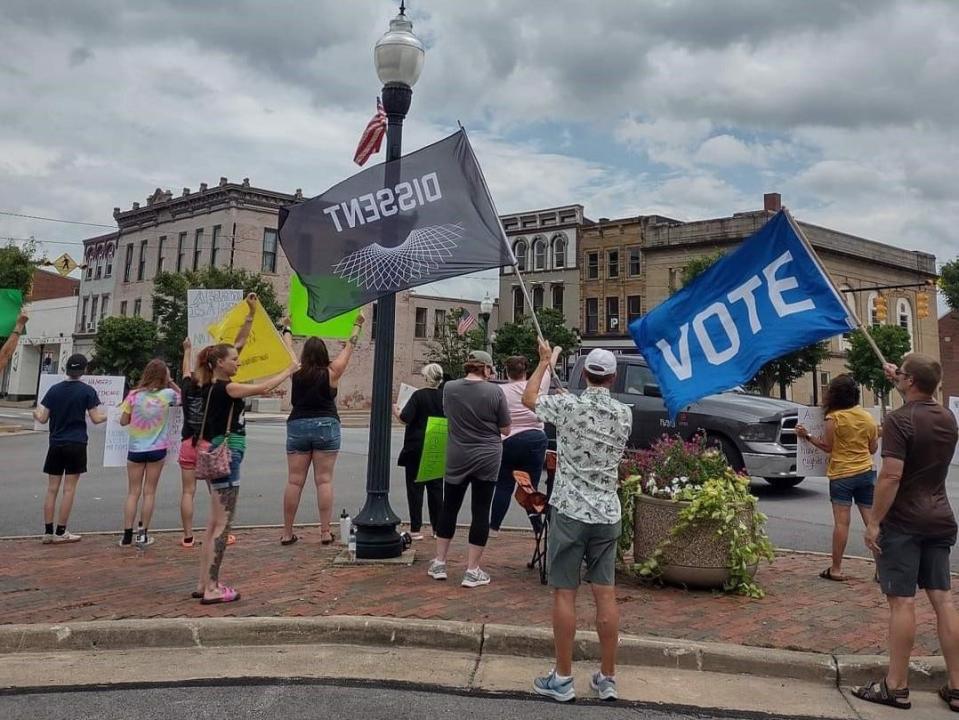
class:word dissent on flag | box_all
[629,211,855,418]
[457,308,476,335]
[278,129,514,324]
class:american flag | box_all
[457,308,477,336]
[353,97,387,166]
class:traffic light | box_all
[874,294,887,323]
[917,292,929,319]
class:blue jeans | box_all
[490,429,548,531]
[286,417,341,453]
[829,469,875,507]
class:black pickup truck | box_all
[567,354,805,489]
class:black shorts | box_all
[43,443,88,476]
[877,525,955,597]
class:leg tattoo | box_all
[208,486,239,584]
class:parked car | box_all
[567,354,804,489]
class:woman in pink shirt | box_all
[489,350,560,535]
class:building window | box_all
[177,232,187,272]
[586,252,599,279]
[606,296,619,332]
[133,299,142,317]
[80,297,88,331]
[123,244,134,282]
[607,250,619,279]
[627,295,642,325]
[585,298,598,334]
[119,300,127,317]
[552,285,564,311]
[193,228,203,271]
[85,261,93,281]
[105,246,113,277]
[94,250,103,280]
[866,292,879,326]
[90,296,99,329]
[532,286,544,311]
[513,286,524,322]
[157,236,166,274]
[628,247,641,276]
[513,239,527,272]
[137,239,148,281]
[434,309,446,337]
[533,237,547,271]
[262,228,278,273]
[897,298,914,349]
[100,294,109,320]
[839,285,855,351]
[414,307,428,338]
[210,225,221,267]
[552,235,566,269]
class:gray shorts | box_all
[547,508,621,589]
[877,525,955,597]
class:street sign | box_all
[52,253,78,276]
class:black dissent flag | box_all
[278,129,514,323]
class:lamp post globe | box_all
[480,294,494,317]
[353,2,426,559]
[479,293,493,353]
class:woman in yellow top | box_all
[796,374,878,581]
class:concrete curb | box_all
[0,615,945,689]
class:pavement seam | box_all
[466,623,486,690]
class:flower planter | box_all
[633,494,758,589]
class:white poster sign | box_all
[35,375,126,432]
[188,289,243,349]
[103,401,184,468]
[396,383,417,412]
[950,397,959,465]
[796,406,828,476]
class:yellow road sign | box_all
[52,253,78,276]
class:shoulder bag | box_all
[195,384,234,481]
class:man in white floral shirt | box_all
[522,339,631,702]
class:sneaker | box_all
[41,533,54,544]
[590,671,618,701]
[533,670,576,702]
[118,538,133,547]
[488,529,499,538]
[461,567,491,588]
[410,532,424,541]
[427,559,447,580]
[52,532,81,544]
[135,533,155,548]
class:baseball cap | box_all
[65,354,88,373]
[467,350,494,366]
[584,348,617,377]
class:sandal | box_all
[940,685,959,712]
[320,531,334,545]
[852,678,910,709]
[281,534,299,546]
[200,586,241,605]
[227,534,236,546]
[819,568,847,582]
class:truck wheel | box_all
[707,434,744,473]
[763,477,805,489]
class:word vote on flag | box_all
[630,211,855,418]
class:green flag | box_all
[288,274,360,339]
[0,289,23,337]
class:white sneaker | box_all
[135,532,155,548]
[461,567,491,588]
[427,559,447,580]
[52,532,81,544]
[41,533,54,544]
[590,671,618,701]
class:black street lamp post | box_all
[352,3,425,559]
[479,293,493,355]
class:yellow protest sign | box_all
[207,299,294,382]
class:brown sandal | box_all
[852,678,910,709]
[940,685,959,712]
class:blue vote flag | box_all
[629,210,856,418]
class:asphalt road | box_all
[0,681,840,720]
[3,407,959,569]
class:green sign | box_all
[416,416,448,483]
[289,274,360,339]
[0,289,23,337]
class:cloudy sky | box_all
[1,0,957,305]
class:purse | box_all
[195,385,234,481]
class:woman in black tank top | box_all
[280,314,365,545]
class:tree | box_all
[152,266,283,375]
[91,316,160,386]
[491,307,581,374]
[846,325,912,412]
[939,258,959,311]
[675,251,726,292]
[423,308,487,379]
[0,239,42,298]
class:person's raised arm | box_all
[329,312,365,381]
[233,293,257,353]
[181,337,193,379]
[280,316,295,353]
[0,313,27,373]
[226,360,298,400]
[523,338,553,411]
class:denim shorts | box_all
[128,449,167,464]
[829,469,875,507]
[209,447,244,490]
[286,417,341,454]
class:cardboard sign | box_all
[396,383,417,413]
[207,298,294,382]
[416,416,448,483]
[103,403,184,468]
[188,289,243,349]
[35,374,125,432]
[797,405,881,477]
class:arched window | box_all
[532,286,544,311]
[533,236,547,271]
[839,285,855,351]
[866,292,879,326]
[897,298,914,349]
[513,239,527,272]
[552,234,567,269]
[512,286,524,322]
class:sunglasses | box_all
[894,369,911,379]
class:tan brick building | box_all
[940,311,959,401]
[577,193,938,408]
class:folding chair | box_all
[513,448,557,585]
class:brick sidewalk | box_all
[0,528,951,656]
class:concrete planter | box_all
[634,494,758,589]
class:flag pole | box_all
[782,208,888,367]
[512,265,561,386]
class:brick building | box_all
[28,268,79,302]
[940,311,959,401]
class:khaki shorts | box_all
[547,508,621,589]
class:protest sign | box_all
[0,289,23,337]
[396,383,417,413]
[103,399,184,468]
[207,298,293,382]
[796,406,828,476]
[35,374,125,432]
[416,416,448,482]
[188,289,243,349]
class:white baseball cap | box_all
[584,348,617,376]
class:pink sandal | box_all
[200,586,241,604]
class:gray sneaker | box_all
[461,567,491,588]
[41,533,54,544]
[590,671,617,701]
[427,559,447,580]
[533,670,575,702]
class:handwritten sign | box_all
[188,289,243,349]
[35,375,125,432]
[397,383,417,413]
[416,416,448,483]
[796,406,828,476]
[103,403,184,468]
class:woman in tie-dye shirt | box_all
[118,359,180,547]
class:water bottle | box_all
[348,526,357,561]
[339,509,351,546]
